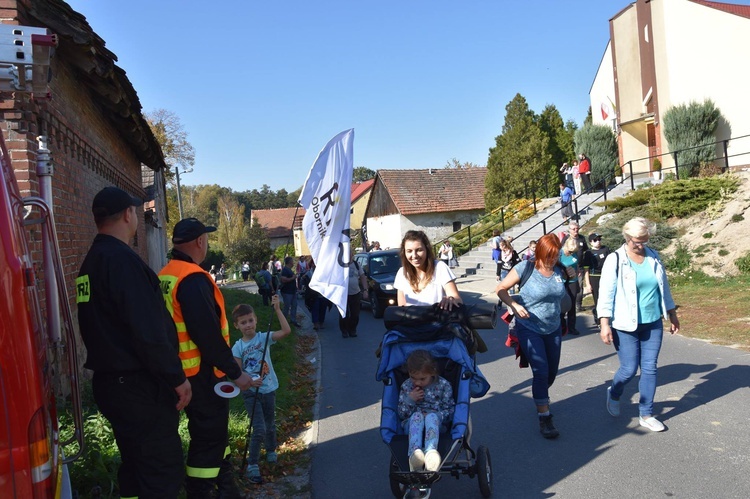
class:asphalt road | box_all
[309,280,750,499]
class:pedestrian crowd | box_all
[77,186,680,497]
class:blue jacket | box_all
[596,245,675,332]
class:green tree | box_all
[145,109,195,183]
[245,217,272,270]
[216,194,249,265]
[444,158,482,169]
[574,124,619,187]
[584,106,593,126]
[662,99,722,178]
[485,93,551,209]
[538,104,571,179]
[353,166,376,182]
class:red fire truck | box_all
[0,25,82,497]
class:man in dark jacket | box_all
[78,187,191,498]
[560,221,589,311]
[159,218,253,498]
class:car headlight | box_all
[380,283,394,291]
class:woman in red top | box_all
[578,153,592,193]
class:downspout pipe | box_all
[36,135,61,343]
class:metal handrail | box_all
[23,197,84,463]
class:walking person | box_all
[583,233,610,326]
[559,237,581,335]
[560,221,589,311]
[339,254,369,337]
[77,187,191,498]
[439,240,453,266]
[279,256,301,327]
[490,229,503,264]
[578,153,592,193]
[495,233,567,439]
[394,230,462,309]
[598,218,680,432]
[496,238,520,282]
[559,182,575,224]
[159,217,253,498]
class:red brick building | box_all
[1,1,168,309]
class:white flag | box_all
[298,129,354,316]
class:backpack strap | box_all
[518,261,535,290]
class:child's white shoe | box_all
[408,449,425,471]
[424,449,441,472]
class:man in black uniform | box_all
[77,186,191,499]
[583,232,610,326]
[159,218,253,498]
[560,221,589,311]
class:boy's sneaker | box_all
[266,451,278,464]
[424,449,441,472]
[639,416,665,432]
[408,449,425,471]
[606,387,620,417]
[245,464,262,484]
[539,414,560,439]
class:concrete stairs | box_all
[452,178,649,279]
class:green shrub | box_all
[651,175,740,218]
[736,252,750,274]
[718,249,729,256]
[652,158,662,172]
[665,241,692,272]
[574,124,619,186]
[731,214,744,223]
[662,99,722,178]
[702,232,713,239]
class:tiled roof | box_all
[351,179,374,202]
[251,207,305,239]
[691,0,750,18]
[378,168,487,215]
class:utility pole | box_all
[174,166,193,219]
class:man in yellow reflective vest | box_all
[159,218,253,498]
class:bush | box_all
[574,124,619,186]
[736,252,750,274]
[652,158,662,172]
[651,175,740,218]
[665,241,692,272]
[718,249,729,256]
[731,214,744,223]
[702,232,713,239]
[662,99,722,179]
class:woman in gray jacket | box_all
[597,218,680,432]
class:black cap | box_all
[92,186,142,218]
[172,217,216,244]
[588,233,602,242]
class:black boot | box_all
[216,458,242,499]
[185,476,217,499]
[539,414,560,439]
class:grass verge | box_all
[62,287,316,498]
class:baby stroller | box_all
[376,303,495,498]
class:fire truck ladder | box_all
[0,25,84,463]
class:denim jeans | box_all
[515,322,562,406]
[242,390,277,465]
[611,320,663,417]
[281,291,298,322]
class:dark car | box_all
[354,249,401,318]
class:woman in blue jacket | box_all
[597,218,680,432]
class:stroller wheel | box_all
[476,445,492,498]
[389,456,406,498]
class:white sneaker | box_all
[606,387,620,417]
[639,416,665,432]
[409,449,425,471]
[424,449,441,472]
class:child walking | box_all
[232,294,291,484]
[397,350,455,472]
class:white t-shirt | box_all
[394,260,456,306]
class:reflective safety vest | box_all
[158,259,230,378]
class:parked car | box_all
[354,249,401,318]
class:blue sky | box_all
[66,0,634,192]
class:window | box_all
[452,221,461,232]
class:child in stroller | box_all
[398,350,455,473]
[378,304,494,499]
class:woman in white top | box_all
[394,230,462,309]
